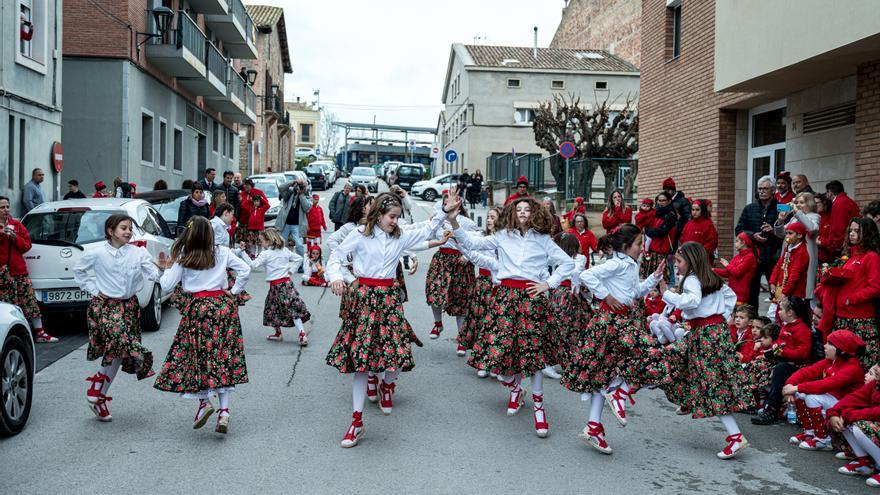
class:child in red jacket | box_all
[715,233,759,305]
[770,222,810,302]
[783,330,865,451]
[679,199,718,263]
[829,365,880,485]
[306,194,327,247]
[241,192,269,258]
[731,304,757,364]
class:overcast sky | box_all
[248,0,564,132]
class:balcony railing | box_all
[206,41,226,82]
[230,70,246,105]
[177,12,205,63]
[245,84,257,114]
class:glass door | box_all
[747,101,787,199]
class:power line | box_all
[320,101,442,110]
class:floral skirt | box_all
[226,270,250,306]
[154,294,248,394]
[168,284,189,313]
[467,285,556,377]
[560,306,669,393]
[263,280,311,328]
[425,251,474,316]
[325,285,417,374]
[0,271,41,320]
[664,321,751,419]
[745,358,773,391]
[86,296,153,380]
[458,274,493,349]
[835,317,879,371]
[549,285,594,369]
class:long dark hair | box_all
[171,216,215,270]
[692,199,711,220]
[363,193,402,238]
[606,189,624,212]
[442,190,468,217]
[845,217,880,255]
[558,232,580,258]
[571,213,589,231]
[608,224,642,253]
[676,242,723,296]
[346,196,371,224]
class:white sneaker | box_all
[578,422,612,455]
[476,369,488,378]
[541,366,561,380]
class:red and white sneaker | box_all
[267,331,283,341]
[837,451,856,461]
[533,394,549,438]
[429,321,442,339]
[379,381,395,415]
[89,395,113,422]
[578,421,612,454]
[340,412,364,448]
[192,399,215,430]
[215,408,230,434]
[298,331,308,346]
[717,433,749,459]
[799,436,832,451]
[456,344,466,356]
[366,374,379,403]
[504,380,524,416]
[839,457,876,476]
[789,432,813,445]
[603,388,635,427]
[85,372,111,404]
[867,474,880,487]
[34,329,58,343]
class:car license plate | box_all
[41,289,91,304]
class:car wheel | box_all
[422,189,438,202]
[140,284,162,332]
[0,333,32,436]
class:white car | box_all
[411,173,459,202]
[0,303,34,436]
[312,160,337,186]
[20,199,175,332]
[295,147,317,160]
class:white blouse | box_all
[211,216,231,247]
[662,274,738,320]
[580,251,659,304]
[160,246,250,295]
[326,212,445,283]
[74,242,161,299]
[435,215,478,250]
[452,227,575,289]
[244,247,303,282]
[301,258,322,281]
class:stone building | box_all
[241,4,292,174]
[551,0,641,68]
[286,100,320,156]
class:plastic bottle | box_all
[786,403,798,424]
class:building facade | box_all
[63,0,259,193]
[286,100,320,155]
[551,0,641,68]
[241,5,292,174]
[2,0,63,217]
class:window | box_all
[752,108,786,147]
[212,121,219,152]
[7,117,14,189]
[301,123,312,143]
[141,112,153,164]
[139,207,160,235]
[666,0,682,60]
[173,127,182,172]
[551,80,565,90]
[159,119,167,169]
[595,81,608,90]
[462,109,467,129]
[221,128,227,157]
[19,119,26,188]
[19,2,32,58]
[227,130,234,157]
[514,108,535,124]
[507,79,521,88]
[17,0,47,73]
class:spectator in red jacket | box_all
[566,213,597,263]
[825,180,861,257]
[679,199,718,263]
[240,191,270,257]
[775,172,795,205]
[769,222,810,301]
[730,304,757,363]
[306,194,327,247]
[715,233,759,304]
[0,196,57,343]
[784,329,865,451]
[601,190,632,231]
[828,366,880,483]
[634,198,655,230]
[752,297,813,425]
[564,196,587,225]
[504,176,531,206]
[641,192,677,279]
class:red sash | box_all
[193,290,224,298]
[439,248,460,255]
[687,314,726,327]
[269,277,290,286]
[478,268,491,277]
[358,277,395,287]
[499,278,533,289]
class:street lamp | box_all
[136,7,174,55]
[246,68,258,86]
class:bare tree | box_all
[320,111,339,157]
[533,94,638,199]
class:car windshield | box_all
[352,167,375,177]
[399,167,422,177]
[253,181,280,197]
[305,166,323,173]
[154,196,186,223]
[23,210,127,245]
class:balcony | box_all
[178,40,227,98]
[188,0,227,15]
[205,69,246,118]
[144,12,206,79]
[243,84,257,124]
[204,0,258,59]
[264,93,283,117]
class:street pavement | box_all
[1,181,870,494]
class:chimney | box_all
[533,26,538,60]
[296,96,300,103]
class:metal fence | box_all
[564,157,638,202]
[486,153,544,188]
[205,40,226,82]
[177,12,206,62]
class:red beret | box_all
[776,171,792,183]
[516,176,529,186]
[827,329,866,356]
[312,194,319,200]
[308,244,322,253]
[662,177,676,189]
[575,196,584,203]
[737,232,754,249]
[641,198,654,206]
[95,181,106,190]
[785,222,807,237]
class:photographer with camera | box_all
[276,179,312,262]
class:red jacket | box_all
[775,190,795,205]
[644,210,677,255]
[240,194,269,231]
[306,205,327,238]
[679,216,718,259]
[714,248,757,304]
[786,357,864,399]
[567,227,597,262]
[729,325,757,363]
[825,247,880,319]
[644,294,666,317]
[769,242,810,298]
[827,381,880,424]
[602,207,632,231]
[504,192,530,206]
[239,188,269,225]
[0,219,32,276]
[817,212,833,263]
[564,204,587,224]
[775,320,812,363]
[634,209,655,231]
[828,193,861,254]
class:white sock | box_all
[719,414,741,436]
[294,318,305,334]
[382,370,400,384]
[501,374,522,389]
[218,390,230,415]
[30,317,43,329]
[531,372,544,396]
[98,358,122,395]
[844,429,869,457]
[431,306,443,322]
[608,376,626,392]
[455,315,465,330]
[853,426,880,463]
[589,392,605,423]
[353,372,368,412]
[660,321,676,343]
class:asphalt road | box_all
[2,181,870,494]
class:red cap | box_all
[776,171,792,183]
[737,232,754,249]
[785,222,807,237]
[312,194,319,200]
[575,196,584,204]
[130,182,137,190]
[308,244,322,253]
[95,181,106,191]
[827,329,866,356]
[641,198,654,207]
[516,176,529,186]
[662,177,676,189]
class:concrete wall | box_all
[551,0,641,68]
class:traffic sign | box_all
[431,146,440,158]
[445,149,458,162]
[559,141,576,159]
[408,139,417,152]
[51,141,64,173]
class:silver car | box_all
[349,167,379,193]
[0,303,34,436]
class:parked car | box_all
[350,166,380,193]
[383,161,404,181]
[249,172,311,194]
[250,179,283,222]
[411,173,458,201]
[0,303,34,436]
[295,147,317,160]
[371,163,386,180]
[20,199,174,331]
[395,164,426,191]
[312,160,337,186]
[136,189,190,236]
[304,164,328,191]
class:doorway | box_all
[747,101,786,199]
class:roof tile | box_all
[463,45,638,72]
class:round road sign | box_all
[559,141,576,159]
[445,149,458,162]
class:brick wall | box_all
[855,60,880,202]
[551,0,642,68]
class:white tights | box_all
[352,372,368,412]
[293,318,305,334]
[431,306,442,322]
[218,390,230,416]
[588,392,604,423]
[844,426,880,463]
[718,414,741,436]
[98,358,122,395]
[501,373,543,396]
[455,315,465,331]
[30,317,43,329]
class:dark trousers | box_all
[766,361,799,411]
[748,256,777,309]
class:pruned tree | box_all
[533,93,639,200]
[320,110,339,157]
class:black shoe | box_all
[750,410,778,425]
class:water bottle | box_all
[786,403,797,424]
